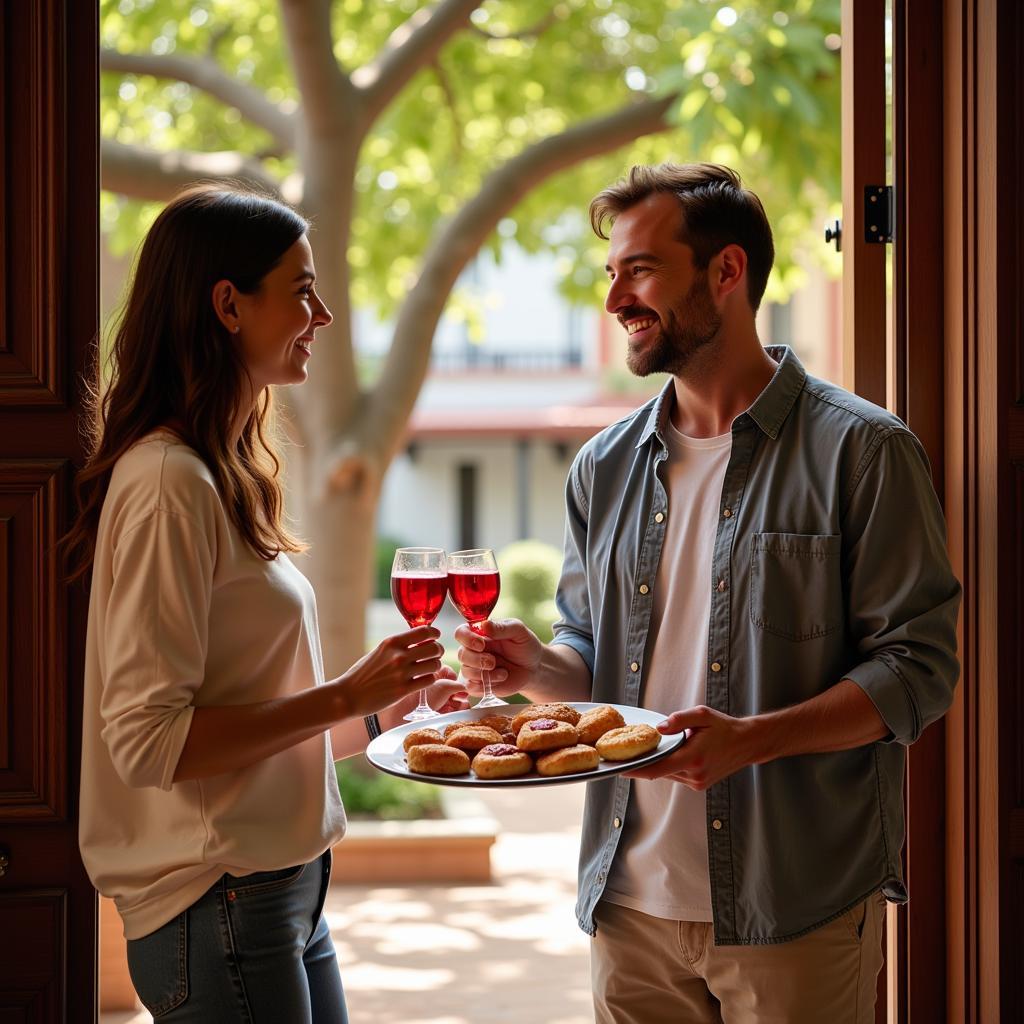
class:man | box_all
[456,163,960,1023]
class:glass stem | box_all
[472,622,493,700]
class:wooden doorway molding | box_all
[942,0,1024,1021]
[0,0,99,1016]
[843,0,953,1020]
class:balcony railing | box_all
[430,347,583,372]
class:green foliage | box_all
[375,535,406,600]
[335,761,441,820]
[494,540,563,643]
[100,0,842,311]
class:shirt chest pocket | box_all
[749,532,843,641]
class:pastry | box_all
[402,727,444,753]
[595,724,661,761]
[511,702,581,734]
[444,725,504,752]
[516,718,579,753]
[471,743,534,780]
[535,744,600,776]
[406,743,471,776]
[476,714,516,734]
[576,705,626,745]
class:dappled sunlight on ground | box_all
[331,785,593,1024]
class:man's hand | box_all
[455,618,544,699]
[378,668,469,732]
[624,705,760,790]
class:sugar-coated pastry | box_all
[402,727,444,753]
[476,714,516,734]
[444,725,504,752]
[443,721,473,738]
[472,743,534,780]
[516,718,579,753]
[406,743,471,776]
[596,724,661,761]
[511,703,581,734]
[535,744,600,776]
[576,705,626,745]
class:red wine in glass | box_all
[391,573,448,626]
[447,570,500,624]
[447,549,506,708]
[391,547,448,722]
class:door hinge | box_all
[864,185,893,243]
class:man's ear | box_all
[211,279,241,334]
[711,244,748,304]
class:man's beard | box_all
[624,272,723,378]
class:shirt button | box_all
[613,817,622,829]
[598,872,605,884]
[711,662,722,672]
[717,579,727,592]
[654,512,665,523]
[630,661,639,672]
[723,508,733,519]
[639,584,649,595]
[712,819,723,831]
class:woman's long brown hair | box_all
[64,184,309,581]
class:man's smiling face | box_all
[603,192,723,377]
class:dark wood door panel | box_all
[0,0,69,408]
[0,889,67,1021]
[0,0,99,1015]
[0,461,69,821]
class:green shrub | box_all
[336,762,442,820]
[374,535,406,599]
[494,540,563,643]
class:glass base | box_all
[474,692,509,708]
[403,704,440,722]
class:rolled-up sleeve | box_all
[841,430,961,744]
[552,452,596,673]
[99,507,214,789]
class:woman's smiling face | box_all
[229,234,333,392]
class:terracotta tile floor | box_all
[102,782,593,1024]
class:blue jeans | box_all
[125,852,347,1022]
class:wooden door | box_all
[942,0,1024,1020]
[844,0,955,1019]
[0,1,99,1018]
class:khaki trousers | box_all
[591,895,885,1024]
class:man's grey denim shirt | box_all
[552,345,961,945]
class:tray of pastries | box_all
[364,702,686,787]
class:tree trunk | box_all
[298,471,381,678]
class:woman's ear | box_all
[211,280,241,334]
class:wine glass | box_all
[391,547,449,722]
[447,548,506,708]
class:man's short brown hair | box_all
[590,162,775,312]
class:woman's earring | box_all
[233,326,240,333]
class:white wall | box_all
[378,436,579,555]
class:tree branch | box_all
[354,0,480,123]
[101,138,282,202]
[100,48,296,151]
[359,92,679,464]
[432,59,463,162]
[469,9,562,41]
[279,0,356,137]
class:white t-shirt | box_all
[603,422,732,921]
[79,431,346,939]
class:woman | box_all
[64,185,462,1021]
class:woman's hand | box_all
[455,618,544,699]
[378,668,470,732]
[333,626,445,720]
